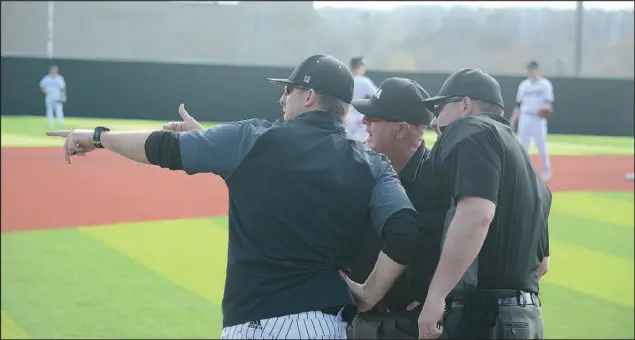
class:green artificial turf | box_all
[1,115,634,156]
[1,192,633,339]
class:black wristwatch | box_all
[93,126,111,148]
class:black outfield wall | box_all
[2,56,633,136]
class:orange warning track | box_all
[1,147,633,233]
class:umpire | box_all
[341,77,444,339]
[409,68,552,339]
[45,54,422,339]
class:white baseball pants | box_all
[518,114,551,175]
[221,311,347,339]
[45,97,64,127]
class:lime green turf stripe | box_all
[1,310,30,339]
[590,191,635,202]
[79,217,229,306]
[540,281,634,339]
[1,228,221,338]
[552,192,634,228]
[549,212,634,260]
[543,239,634,308]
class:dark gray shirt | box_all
[178,111,415,327]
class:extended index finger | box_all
[45,130,71,137]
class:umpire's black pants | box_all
[440,290,544,339]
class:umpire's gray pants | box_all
[440,303,544,339]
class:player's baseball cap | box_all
[352,77,433,125]
[422,68,504,110]
[527,60,540,69]
[350,57,366,69]
[267,54,354,104]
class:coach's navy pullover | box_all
[176,110,415,327]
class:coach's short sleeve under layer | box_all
[178,119,271,177]
[368,160,416,233]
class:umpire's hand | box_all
[163,104,204,132]
[339,270,376,313]
[418,297,444,339]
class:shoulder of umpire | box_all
[437,115,495,143]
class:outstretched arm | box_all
[46,116,271,177]
[102,130,154,164]
[45,129,154,165]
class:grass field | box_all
[1,115,634,339]
[2,115,635,155]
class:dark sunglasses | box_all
[284,85,308,96]
[432,96,465,117]
[284,84,318,95]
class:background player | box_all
[511,61,554,181]
[345,57,378,142]
[39,65,67,128]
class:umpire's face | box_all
[279,85,319,120]
[362,115,404,155]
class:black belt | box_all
[446,290,541,310]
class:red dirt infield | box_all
[1,147,633,233]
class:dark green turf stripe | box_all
[549,212,634,260]
[541,281,634,339]
[1,228,222,338]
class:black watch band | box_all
[93,126,111,148]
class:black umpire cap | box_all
[527,60,540,69]
[267,54,354,104]
[352,77,433,125]
[423,68,504,110]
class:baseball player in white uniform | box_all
[40,65,67,128]
[345,57,378,142]
[511,61,554,181]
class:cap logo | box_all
[374,89,382,99]
[303,75,311,84]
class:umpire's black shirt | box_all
[173,110,417,327]
[423,114,551,295]
[349,144,447,311]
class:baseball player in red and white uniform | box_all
[344,57,378,143]
[511,61,554,181]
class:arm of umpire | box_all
[424,130,500,304]
[344,160,420,309]
[99,119,269,176]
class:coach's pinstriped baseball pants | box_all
[221,311,347,339]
